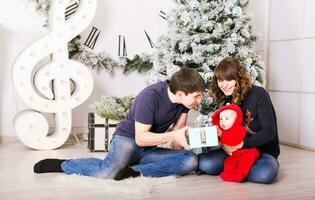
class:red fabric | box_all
[220,148,260,182]
[220,125,246,146]
[211,104,260,182]
[212,104,244,129]
[211,104,246,146]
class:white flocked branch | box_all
[12,0,97,150]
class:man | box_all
[34,67,205,180]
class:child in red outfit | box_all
[211,104,259,182]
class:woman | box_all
[198,57,280,184]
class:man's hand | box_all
[172,126,191,150]
[172,141,183,150]
[222,141,243,155]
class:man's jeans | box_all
[61,135,197,179]
[198,148,279,184]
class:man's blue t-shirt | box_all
[114,80,189,138]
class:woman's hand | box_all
[222,141,244,155]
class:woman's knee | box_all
[247,154,279,184]
[249,167,278,184]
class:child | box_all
[211,104,259,182]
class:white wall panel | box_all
[301,39,315,92]
[299,94,315,148]
[248,0,269,66]
[248,0,269,51]
[270,0,304,41]
[303,0,315,37]
[270,92,300,145]
[268,0,315,150]
[269,41,301,91]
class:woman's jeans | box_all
[61,135,197,179]
[198,148,279,184]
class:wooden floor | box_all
[0,141,315,200]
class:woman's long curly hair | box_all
[210,57,252,105]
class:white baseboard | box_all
[0,135,19,144]
[280,141,315,152]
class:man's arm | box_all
[173,113,188,130]
[135,114,191,150]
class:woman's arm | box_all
[243,91,277,148]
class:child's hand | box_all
[222,141,244,155]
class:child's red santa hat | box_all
[211,104,243,127]
[211,104,246,146]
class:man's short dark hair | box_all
[169,67,205,95]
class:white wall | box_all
[248,0,269,65]
[268,0,315,149]
[0,0,47,137]
[0,0,267,138]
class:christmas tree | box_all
[150,0,265,126]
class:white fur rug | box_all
[54,174,177,196]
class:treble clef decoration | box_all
[12,0,97,150]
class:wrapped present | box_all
[188,126,219,149]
